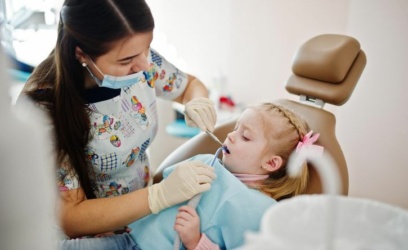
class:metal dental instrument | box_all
[206,130,223,146]
[184,110,230,153]
[206,130,230,153]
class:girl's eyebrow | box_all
[234,120,254,132]
[241,123,253,132]
[240,125,255,139]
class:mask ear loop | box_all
[82,61,103,86]
[173,147,224,250]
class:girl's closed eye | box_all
[242,133,250,141]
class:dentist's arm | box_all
[59,160,215,238]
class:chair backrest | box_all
[154,34,366,196]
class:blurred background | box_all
[1,2,57,249]
[2,0,407,213]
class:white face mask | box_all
[83,52,152,89]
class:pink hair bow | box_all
[296,131,324,155]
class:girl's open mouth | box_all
[222,145,230,154]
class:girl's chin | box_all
[222,158,232,170]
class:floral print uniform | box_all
[57,48,188,199]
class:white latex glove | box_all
[148,161,216,214]
[184,97,217,132]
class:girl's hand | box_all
[174,205,201,250]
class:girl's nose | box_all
[227,132,235,143]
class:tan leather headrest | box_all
[275,99,349,195]
[286,34,367,106]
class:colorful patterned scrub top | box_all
[57,48,188,198]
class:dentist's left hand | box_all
[184,97,217,132]
[148,161,216,214]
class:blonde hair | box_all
[249,102,310,201]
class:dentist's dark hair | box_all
[23,0,154,199]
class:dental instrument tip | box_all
[222,145,230,154]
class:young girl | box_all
[129,102,319,249]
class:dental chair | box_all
[154,34,366,196]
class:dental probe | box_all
[205,130,223,146]
[183,110,230,153]
[206,130,230,154]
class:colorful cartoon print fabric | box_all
[57,48,188,197]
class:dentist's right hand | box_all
[148,161,216,214]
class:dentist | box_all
[18,0,217,249]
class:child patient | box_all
[129,102,321,249]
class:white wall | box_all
[147,0,408,209]
[227,0,350,105]
[339,0,408,208]
[146,0,233,168]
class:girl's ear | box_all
[261,155,283,172]
[75,47,86,63]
